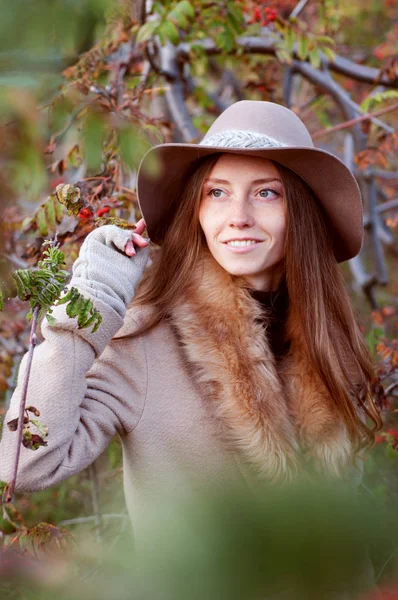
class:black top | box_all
[249,283,291,362]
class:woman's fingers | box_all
[124,240,136,257]
[123,219,148,256]
[124,235,149,256]
[134,218,146,236]
[131,232,149,248]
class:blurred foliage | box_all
[0,0,397,596]
[2,478,398,599]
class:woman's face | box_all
[199,153,286,291]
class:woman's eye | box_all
[258,188,279,199]
[208,188,224,198]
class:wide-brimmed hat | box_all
[136,100,363,262]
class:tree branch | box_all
[311,102,398,140]
[178,37,398,90]
[6,305,40,503]
[289,0,310,19]
[159,40,198,142]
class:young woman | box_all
[0,101,382,546]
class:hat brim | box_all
[137,144,363,263]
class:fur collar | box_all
[168,252,355,485]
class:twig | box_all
[289,0,310,19]
[367,175,389,286]
[58,514,129,527]
[89,462,103,544]
[376,547,398,583]
[5,304,40,503]
[377,199,398,215]
[385,381,398,396]
[160,40,198,141]
[311,102,398,140]
[0,253,28,270]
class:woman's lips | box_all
[222,240,264,253]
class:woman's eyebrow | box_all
[204,177,282,184]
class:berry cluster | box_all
[78,206,110,220]
[375,428,398,450]
[249,5,278,26]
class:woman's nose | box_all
[228,199,255,228]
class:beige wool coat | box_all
[0,243,378,598]
[1,249,365,519]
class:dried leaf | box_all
[7,418,19,432]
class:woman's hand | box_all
[68,221,151,319]
[124,218,149,257]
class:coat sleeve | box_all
[0,295,147,492]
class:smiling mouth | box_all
[223,240,262,247]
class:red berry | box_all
[387,428,398,439]
[375,435,384,444]
[97,206,110,217]
[78,208,94,219]
[253,7,261,21]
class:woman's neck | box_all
[241,261,285,292]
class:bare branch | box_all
[89,462,103,544]
[366,175,389,286]
[58,514,128,527]
[6,304,40,503]
[311,102,398,140]
[289,0,310,19]
[178,37,398,89]
[159,41,198,141]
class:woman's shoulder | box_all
[112,303,164,341]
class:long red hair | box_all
[124,153,382,454]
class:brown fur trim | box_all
[169,252,354,483]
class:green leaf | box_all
[168,7,189,29]
[275,48,293,65]
[79,309,102,332]
[66,293,85,318]
[284,27,296,54]
[118,127,152,170]
[386,443,398,460]
[13,269,33,301]
[297,33,309,61]
[30,418,48,439]
[316,35,335,46]
[46,313,57,326]
[45,197,56,231]
[309,46,322,69]
[36,207,48,236]
[77,297,92,328]
[227,1,244,28]
[216,28,235,52]
[365,327,384,355]
[158,20,180,46]
[360,90,398,113]
[55,287,75,306]
[226,13,241,36]
[176,0,194,19]
[66,144,82,169]
[83,111,108,172]
[321,45,336,62]
[136,20,159,44]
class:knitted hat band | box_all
[199,130,287,149]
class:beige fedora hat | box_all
[137,100,363,262]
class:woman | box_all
[0,101,382,563]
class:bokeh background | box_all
[0,1,397,598]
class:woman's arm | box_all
[0,225,149,491]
